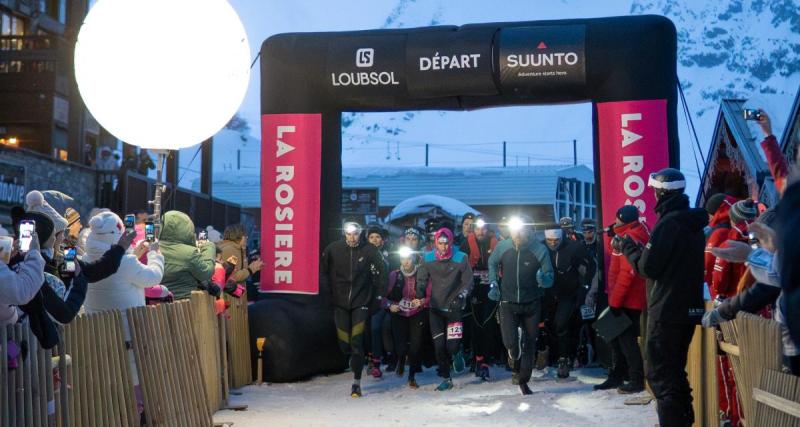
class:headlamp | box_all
[508,216,524,232]
[398,246,414,259]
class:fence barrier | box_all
[2,291,253,427]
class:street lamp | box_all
[74,0,250,229]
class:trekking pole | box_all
[256,337,266,385]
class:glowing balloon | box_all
[74,0,250,150]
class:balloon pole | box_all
[150,149,169,234]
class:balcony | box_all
[0,35,70,93]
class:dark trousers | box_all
[334,306,370,380]
[391,310,428,376]
[552,294,578,360]
[609,308,643,383]
[429,308,463,379]
[470,283,500,362]
[646,320,696,427]
[498,300,541,384]
[369,309,394,359]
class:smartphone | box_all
[145,221,155,243]
[19,220,35,253]
[63,247,77,273]
[748,231,759,249]
[124,214,135,232]
[743,109,762,121]
[198,230,208,242]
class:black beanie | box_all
[11,207,55,245]
[705,193,728,216]
[729,200,758,224]
[616,205,639,224]
[367,225,384,238]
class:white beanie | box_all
[544,229,563,239]
[26,190,69,234]
[88,211,124,245]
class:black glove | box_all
[606,224,616,238]
[609,306,623,316]
[620,235,641,258]
[610,235,623,252]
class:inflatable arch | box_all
[251,15,678,382]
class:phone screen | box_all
[145,222,155,242]
[124,214,135,230]
[198,230,208,241]
[63,247,77,272]
[19,221,35,252]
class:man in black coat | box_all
[544,225,594,379]
[320,220,388,398]
[621,168,708,427]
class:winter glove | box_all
[606,224,616,238]
[702,309,722,328]
[620,235,642,259]
[609,306,623,317]
[488,282,500,302]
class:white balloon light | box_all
[74,0,250,150]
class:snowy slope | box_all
[213,367,658,427]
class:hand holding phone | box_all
[198,230,208,242]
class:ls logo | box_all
[356,48,374,68]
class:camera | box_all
[743,109,762,121]
[19,220,35,253]
[124,214,136,232]
[145,221,155,243]
[63,247,77,273]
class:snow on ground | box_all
[214,367,657,427]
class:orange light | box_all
[0,137,19,148]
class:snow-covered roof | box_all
[344,165,593,207]
[384,195,480,223]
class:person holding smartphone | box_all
[217,224,263,291]
[159,211,216,300]
[0,228,45,326]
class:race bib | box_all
[399,299,415,310]
[447,322,463,340]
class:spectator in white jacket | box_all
[0,233,45,325]
[82,211,164,324]
[81,211,163,413]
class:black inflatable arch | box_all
[251,15,678,382]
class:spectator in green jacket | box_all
[159,211,215,300]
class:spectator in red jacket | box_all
[711,200,758,300]
[594,205,648,394]
[704,193,737,292]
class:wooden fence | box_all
[2,291,252,427]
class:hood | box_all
[673,207,710,232]
[433,227,454,261]
[159,211,197,246]
[654,192,690,217]
[84,233,114,262]
[709,195,737,228]
[614,220,650,242]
